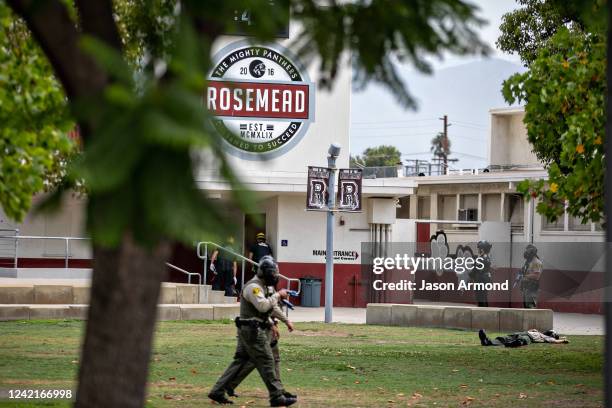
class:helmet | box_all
[543,329,560,340]
[524,244,537,259]
[477,240,492,253]
[256,232,266,241]
[257,255,279,286]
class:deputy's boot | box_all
[208,392,234,405]
[270,394,297,407]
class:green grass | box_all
[0,320,603,407]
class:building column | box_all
[410,195,418,219]
[430,192,438,231]
[455,193,460,221]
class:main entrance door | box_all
[243,213,266,281]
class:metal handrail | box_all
[0,234,89,269]
[0,228,18,268]
[196,241,301,295]
[165,262,202,285]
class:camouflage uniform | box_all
[521,257,543,309]
[473,253,492,307]
[210,276,287,400]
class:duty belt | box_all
[235,317,272,329]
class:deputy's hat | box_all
[256,232,266,239]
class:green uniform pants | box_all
[210,326,284,399]
[225,337,281,391]
[522,288,538,308]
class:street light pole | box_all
[325,143,341,323]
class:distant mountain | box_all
[349,58,526,168]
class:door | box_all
[243,213,266,281]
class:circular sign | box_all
[207,40,315,160]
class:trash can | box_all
[299,278,322,307]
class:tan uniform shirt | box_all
[242,278,280,317]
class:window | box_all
[457,194,477,221]
[417,196,430,219]
[396,196,411,219]
[438,195,457,220]
[542,216,564,232]
[568,215,591,231]
[505,194,524,232]
[482,194,501,221]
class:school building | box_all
[0,29,604,314]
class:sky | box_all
[349,0,525,169]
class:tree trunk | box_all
[605,6,612,405]
[75,235,171,408]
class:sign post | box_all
[325,144,341,323]
[305,147,363,323]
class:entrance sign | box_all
[306,166,330,210]
[337,168,363,212]
[208,41,315,159]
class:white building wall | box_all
[0,195,91,259]
[489,109,540,167]
[274,194,370,264]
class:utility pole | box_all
[439,115,450,174]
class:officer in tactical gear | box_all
[208,256,297,407]
[249,233,273,271]
[520,244,543,308]
[472,240,493,307]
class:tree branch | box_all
[7,0,113,142]
[75,0,122,51]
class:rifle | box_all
[512,264,526,289]
[281,290,300,310]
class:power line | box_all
[452,120,488,128]
[352,123,442,130]
[452,151,487,159]
[351,132,439,138]
[452,124,488,132]
[351,117,439,125]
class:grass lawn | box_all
[0,320,603,407]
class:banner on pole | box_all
[337,168,362,212]
[306,166,331,210]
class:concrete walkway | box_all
[287,305,604,335]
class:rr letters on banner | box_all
[337,168,362,212]
[306,166,330,210]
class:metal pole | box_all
[325,143,341,323]
[204,243,208,285]
[65,239,69,270]
[241,260,245,289]
[14,236,18,269]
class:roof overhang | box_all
[197,172,416,197]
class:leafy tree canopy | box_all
[351,145,402,167]
[496,0,586,66]
[0,4,74,221]
[503,24,605,224]
[430,132,451,159]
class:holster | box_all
[235,317,272,330]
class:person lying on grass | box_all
[478,329,569,347]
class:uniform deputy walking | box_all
[223,284,296,399]
[208,256,297,407]
[520,244,543,308]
